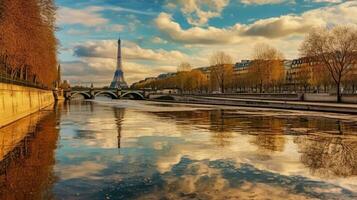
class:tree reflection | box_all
[295,135,357,177]
[150,108,357,154]
[208,110,234,147]
[150,110,211,126]
[0,106,60,199]
[151,110,287,149]
[252,135,286,152]
[249,117,286,152]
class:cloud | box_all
[73,40,187,62]
[66,29,90,35]
[242,15,324,38]
[124,44,186,62]
[58,161,106,180]
[105,6,156,15]
[155,13,236,44]
[57,6,155,27]
[61,60,177,86]
[164,2,177,10]
[152,37,168,44]
[167,0,230,26]
[311,0,342,3]
[240,0,293,5]
[303,1,357,25]
[155,13,322,44]
[65,24,124,35]
[155,1,357,44]
[95,24,124,32]
[57,7,108,27]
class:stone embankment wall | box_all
[0,83,54,128]
[148,94,357,114]
[175,93,357,103]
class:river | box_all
[0,98,357,199]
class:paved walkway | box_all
[196,96,357,109]
[148,95,357,114]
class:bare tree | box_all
[311,64,331,93]
[177,62,192,72]
[210,51,233,93]
[300,26,357,102]
[296,64,312,93]
[344,65,357,93]
[176,62,192,93]
[249,43,284,93]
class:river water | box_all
[0,99,357,199]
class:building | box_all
[232,60,252,82]
[110,39,128,89]
[195,66,210,80]
[285,57,320,89]
[157,72,177,79]
[234,60,251,75]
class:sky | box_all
[55,0,357,86]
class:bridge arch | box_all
[121,91,145,100]
[71,92,91,99]
[94,91,118,99]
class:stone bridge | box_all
[64,88,151,100]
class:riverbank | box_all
[148,95,357,114]
[0,82,54,128]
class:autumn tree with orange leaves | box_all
[0,0,58,87]
[210,51,234,93]
[248,43,285,93]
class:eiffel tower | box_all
[110,38,128,89]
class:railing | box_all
[0,71,50,90]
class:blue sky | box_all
[55,0,356,86]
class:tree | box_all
[0,0,58,87]
[296,63,312,93]
[177,62,191,72]
[249,43,284,93]
[295,135,357,177]
[300,26,357,102]
[189,70,208,93]
[234,73,251,92]
[270,60,285,92]
[343,65,357,93]
[311,63,331,93]
[176,62,192,93]
[210,51,233,93]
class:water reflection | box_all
[0,100,356,199]
[295,136,357,178]
[0,104,61,199]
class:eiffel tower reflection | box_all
[113,108,125,148]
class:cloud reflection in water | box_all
[48,101,357,199]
